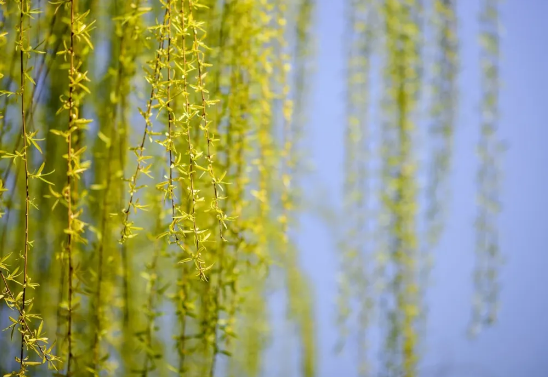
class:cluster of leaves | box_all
[1,253,60,375]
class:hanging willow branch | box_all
[404,0,459,361]
[379,1,421,376]
[338,1,377,377]
[16,1,31,371]
[51,0,95,371]
[120,8,167,244]
[425,0,458,251]
[471,0,503,337]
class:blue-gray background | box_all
[288,1,547,376]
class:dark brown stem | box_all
[66,0,75,372]
[19,1,30,370]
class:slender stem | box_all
[67,0,75,372]
[19,0,31,370]
[167,0,176,230]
